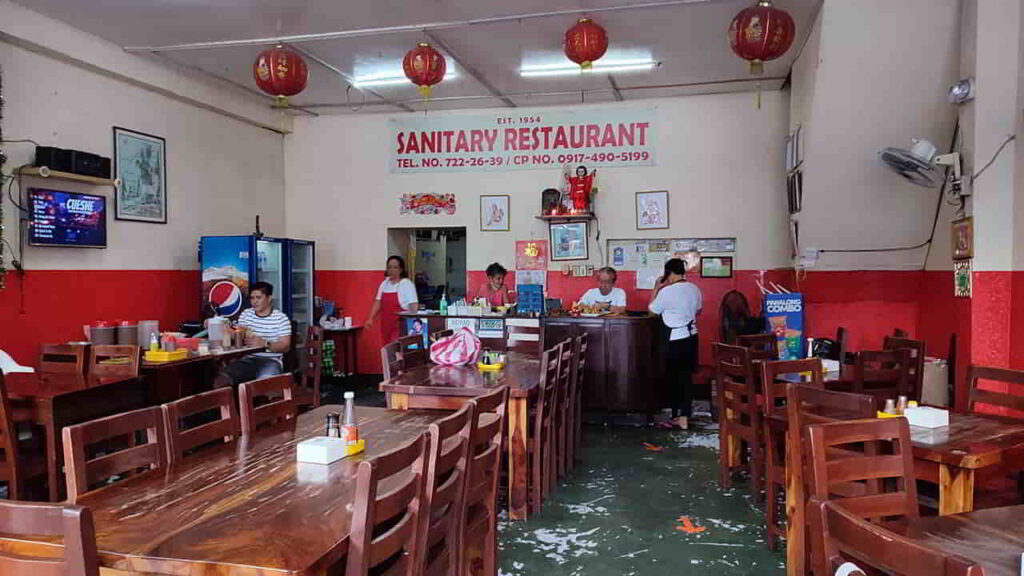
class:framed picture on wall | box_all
[636,190,669,230]
[549,222,589,261]
[113,127,167,223]
[480,195,510,231]
[700,256,733,278]
[951,217,973,259]
[954,259,971,298]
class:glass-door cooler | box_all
[288,239,315,341]
[256,239,285,313]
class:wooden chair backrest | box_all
[62,406,167,502]
[883,336,926,401]
[714,342,760,432]
[161,388,240,463]
[966,364,1024,416]
[40,344,87,374]
[398,334,428,369]
[737,333,779,361]
[853,349,913,400]
[88,345,140,379]
[238,374,296,434]
[429,329,454,343]
[465,386,508,512]
[574,332,589,390]
[506,319,542,355]
[381,341,403,381]
[345,433,428,576]
[555,338,573,411]
[296,329,324,408]
[417,403,473,576]
[0,500,100,576]
[535,344,561,440]
[0,375,22,499]
[760,358,823,416]
[808,498,983,576]
[806,417,919,521]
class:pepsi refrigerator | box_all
[199,235,316,342]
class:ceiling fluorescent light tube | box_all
[353,71,457,88]
[519,60,657,78]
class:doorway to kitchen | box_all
[386,227,467,310]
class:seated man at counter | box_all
[214,281,293,387]
[580,267,627,313]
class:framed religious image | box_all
[549,222,589,261]
[700,256,733,278]
[636,190,669,230]
[951,217,973,259]
[954,259,971,298]
[480,195,510,231]
[113,127,167,223]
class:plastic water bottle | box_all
[439,291,449,316]
[149,332,159,352]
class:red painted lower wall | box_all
[0,270,198,367]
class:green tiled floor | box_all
[498,424,784,576]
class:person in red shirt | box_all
[475,262,515,307]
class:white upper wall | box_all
[283,93,791,272]
[791,0,961,271]
[0,1,286,271]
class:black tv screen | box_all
[28,188,107,248]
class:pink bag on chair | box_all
[430,327,482,366]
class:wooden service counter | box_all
[398,312,665,413]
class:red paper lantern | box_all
[403,43,447,98]
[564,18,608,70]
[728,0,796,75]
[253,46,308,107]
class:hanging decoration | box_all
[253,45,309,108]
[728,0,796,75]
[564,18,609,70]
[400,193,456,215]
[403,43,446,100]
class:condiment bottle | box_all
[439,291,449,315]
[326,412,341,438]
[883,398,896,415]
[341,392,359,445]
[149,332,159,352]
[222,327,233,349]
[896,395,908,415]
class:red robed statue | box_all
[565,165,596,212]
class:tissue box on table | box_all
[904,406,949,429]
[297,437,348,464]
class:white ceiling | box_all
[15,0,821,113]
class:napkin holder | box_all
[296,436,366,465]
[904,406,949,429]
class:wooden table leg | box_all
[938,464,975,516]
[785,433,805,576]
[508,397,529,521]
[388,392,409,410]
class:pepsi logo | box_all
[209,281,243,317]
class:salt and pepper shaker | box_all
[325,412,341,438]
[884,398,896,415]
[896,395,908,415]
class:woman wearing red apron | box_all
[366,255,419,344]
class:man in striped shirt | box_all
[215,281,293,387]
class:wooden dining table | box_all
[4,371,145,502]
[141,345,263,403]
[890,504,1024,576]
[0,405,443,576]
[379,352,541,521]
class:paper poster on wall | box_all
[403,318,429,349]
[515,240,548,270]
[649,240,670,253]
[612,246,626,267]
[391,107,656,173]
[636,268,661,290]
[764,293,804,360]
[648,252,671,270]
[516,269,546,287]
[446,318,477,333]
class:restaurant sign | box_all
[390,107,656,173]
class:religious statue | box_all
[564,165,596,212]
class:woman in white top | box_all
[367,255,420,344]
[649,258,702,429]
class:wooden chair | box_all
[461,386,508,576]
[160,388,240,463]
[418,403,473,576]
[531,344,561,515]
[567,332,588,475]
[398,334,428,369]
[554,338,573,482]
[381,341,404,381]
[429,329,454,344]
[785,384,877,576]
[966,364,1024,416]
[851,349,913,405]
[0,374,47,500]
[808,498,983,576]
[39,344,87,374]
[714,342,763,499]
[738,333,779,361]
[883,336,925,402]
[506,318,542,355]
[88,345,140,379]
[759,358,823,550]
[893,328,910,338]
[294,327,323,410]
[0,500,100,576]
[61,406,167,502]
[345,433,428,576]
[238,374,296,434]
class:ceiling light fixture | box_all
[352,71,457,88]
[519,59,659,78]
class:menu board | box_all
[607,238,736,272]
